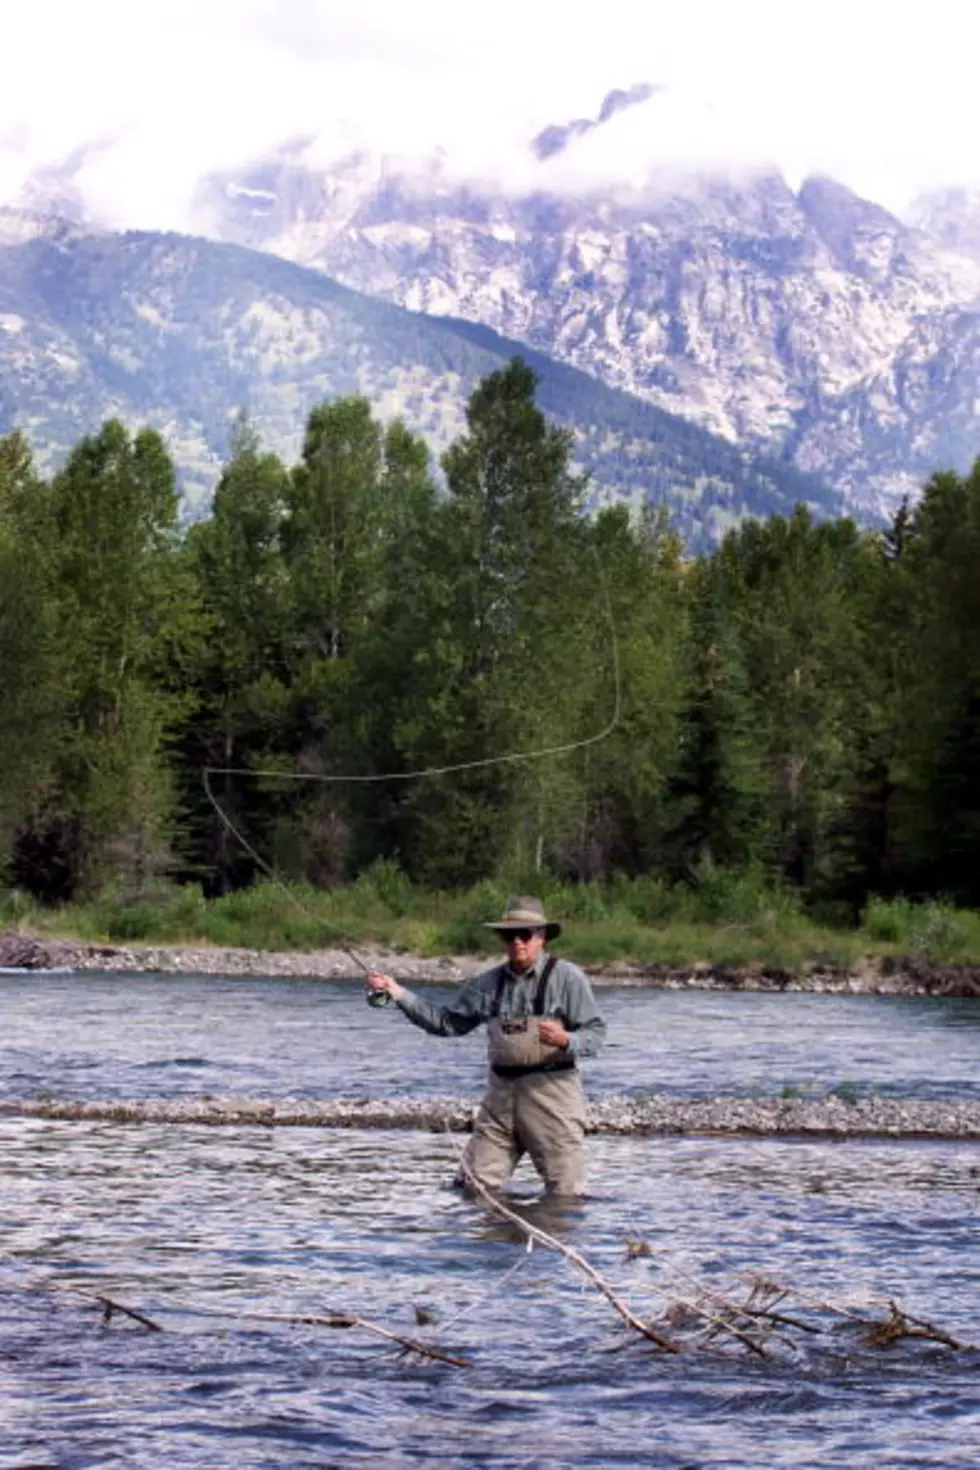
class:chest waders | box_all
[459,956,588,1198]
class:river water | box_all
[2,972,979,1468]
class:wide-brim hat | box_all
[484,895,561,942]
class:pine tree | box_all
[385,359,595,884]
[666,561,767,877]
[178,417,291,892]
[0,435,63,886]
[33,422,193,896]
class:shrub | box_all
[354,857,414,917]
[861,897,916,946]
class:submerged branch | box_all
[452,1147,682,1354]
[217,1307,470,1367]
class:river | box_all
[1,971,979,1467]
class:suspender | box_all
[490,954,558,1018]
[533,955,558,1015]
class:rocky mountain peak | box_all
[907,187,980,261]
[796,174,907,279]
[531,82,657,161]
[9,130,980,528]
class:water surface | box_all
[1,972,979,1467]
[2,971,979,1103]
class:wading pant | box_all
[459,1068,588,1197]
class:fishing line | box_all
[202,539,623,976]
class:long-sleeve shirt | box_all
[395,951,606,1060]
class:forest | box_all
[1,358,979,947]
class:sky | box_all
[1,0,978,230]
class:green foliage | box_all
[7,422,196,898]
[0,434,61,870]
[3,376,980,957]
[861,897,975,962]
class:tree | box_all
[30,422,194,896]
[178,417,291,892]
[0,435,62,885]
[666,559,767,878]
[381,359,596,884]
[887,461,980,900]
[692,508,871,894]
[560,505,688,880]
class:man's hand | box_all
[367,971,405,1002]
[539,1018,570,1049]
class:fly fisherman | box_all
[367,897,606,1197]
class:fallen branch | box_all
[861,1301,969,1353]
[213,1307,470,1367]
[0,1251,466,1365]
[88,1290,164,1333]
[664,1290,769,1358]
[452,1145,681,1354]
[3,1264,164,1333]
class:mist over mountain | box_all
[194,150,980,518]
[5,102,980,539]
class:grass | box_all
[4,863,980,969]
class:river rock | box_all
[3,1093,980,1140]
[4,929,980,997]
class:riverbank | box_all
[3,927,980,996]
[4,1092,979,1140]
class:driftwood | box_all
[452,1147,682,1353]
[13,1276,164,1333]
[640,1267,977,1358]
[0,1252,466,1366]
[3,1241,972,1366]
[181,1305,470,1367]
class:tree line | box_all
[1,357,979,917]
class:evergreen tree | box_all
[178,418,291,891]
[891,461,980,899]
[32,422,193,896]
[385,359,591,885]
[566,505,687,879]
[666,560,767,877]
[0,435,62,886]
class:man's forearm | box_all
[396,985,481,1037]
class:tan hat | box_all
[484,895,561,942]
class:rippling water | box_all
[2,972,979,1467]
[3,970,980,1102]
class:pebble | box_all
[2,1093,979,1140]
[3,929,980,997]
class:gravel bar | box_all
[3,1095,980,1139]
[5,928,980,996]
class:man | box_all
[367,896,606,1197]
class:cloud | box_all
[0,0,978,229]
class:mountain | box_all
[0,224,838,548]
[531,83,657,161]
[908,188,980,261]
[196,152,980,517]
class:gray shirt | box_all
[395,951,606,1059]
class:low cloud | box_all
[0,0,978,230]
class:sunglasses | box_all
[502,928,542,943]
